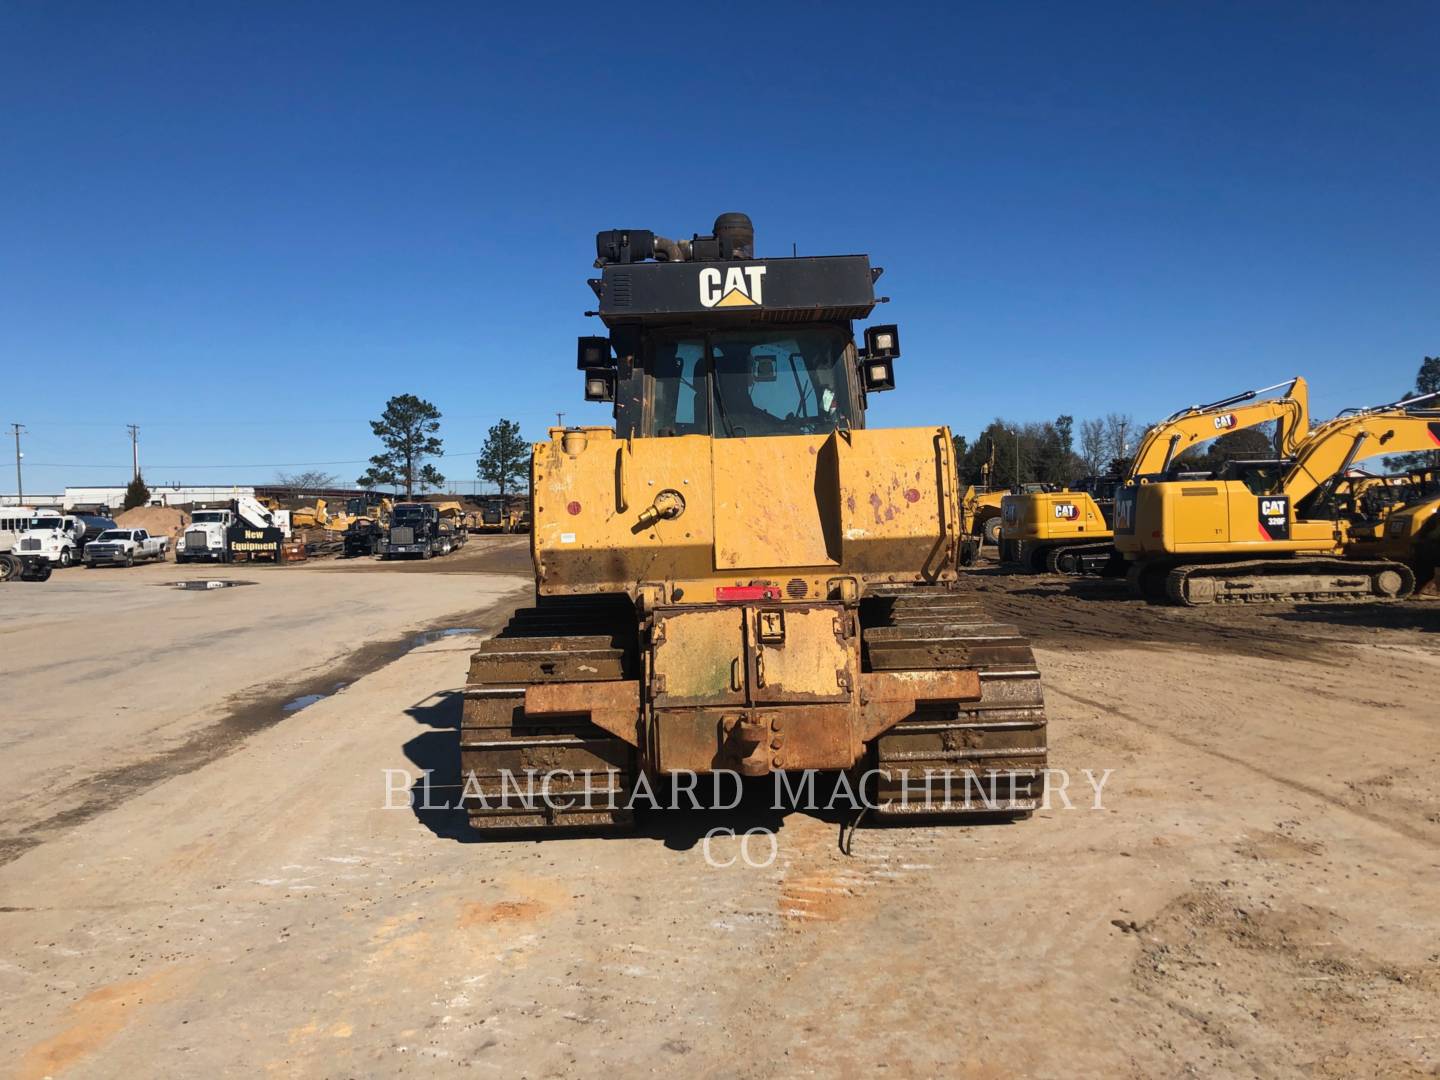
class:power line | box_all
[1,447,496,471]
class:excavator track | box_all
[459,596,639,833]
[860,587,1048,819]
[1045,542,1118,576]
[1165,558,1416,606]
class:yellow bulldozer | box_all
[1116,391,1440,603]
[458,213,1048,833]
[1000,377,1310,575]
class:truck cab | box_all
[383,502,444,559]
[177,508,236,563]
[14,513,93,567]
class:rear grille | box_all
[786,577,809,598]
[609,273,632,306]
[390,527,415,545]
[185,530,210,549]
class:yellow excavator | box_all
[1115,392,1440,604]
[1345,474,1440,595]
[1000,378,1311,574]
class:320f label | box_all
[1257,496,1290,541]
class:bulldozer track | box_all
[459,595,640,833]
[459,587,1049,833]
[1165,557,1416,606]
[861,588,1048,819]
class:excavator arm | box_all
[1129,377,1310,478]
[1283,401,1440,509]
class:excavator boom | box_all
[1116,395,1440,604]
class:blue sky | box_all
[2,1,1436,494]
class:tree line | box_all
[953,413,1142,489]
[270,394,531,499]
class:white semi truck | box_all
[175,497,292,564]
[11,513,116,568]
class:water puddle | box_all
[411,626,484,646]
[281,681,350,715]
[163,580,258,590]
[282,694,327,713]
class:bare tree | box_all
[275,469,339,494]
[1103,413,1136,468]
[1079,418,1107,474]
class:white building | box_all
[56,484,258,511]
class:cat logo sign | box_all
[1213,413,1238,430]
[699,265,767,308]
[1053,502,1079,520]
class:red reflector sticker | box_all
[715,586,780,602]
[566,501,582,515]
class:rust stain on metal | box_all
[524,680,640,743]
[857,669,982,743]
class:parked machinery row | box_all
[996,378,1440,603]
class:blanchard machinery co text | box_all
[384,767,1115,815]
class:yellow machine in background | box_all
[961,485,1049,552]
[1116,393,1440,604]
[290,498,330,529]
[1000,378,1311,575]
[1346,482,1440,594]
[457,212,1047,834]
[475,495,524,533]
[340,495,393,557]
[433,500,467,549]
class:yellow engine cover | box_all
[532,426,960,599]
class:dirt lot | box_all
[1,545,1437,1077]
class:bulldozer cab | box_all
[639,328,857,439]
[579,213,898,442]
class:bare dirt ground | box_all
[1,545,1437,1078]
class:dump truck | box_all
[458,213,1048,833]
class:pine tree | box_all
[122,473,151,510]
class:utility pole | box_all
[10,423,23,505]
[126,424,140,481]
[556,412,566,429]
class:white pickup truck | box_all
[83,528,170,567]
